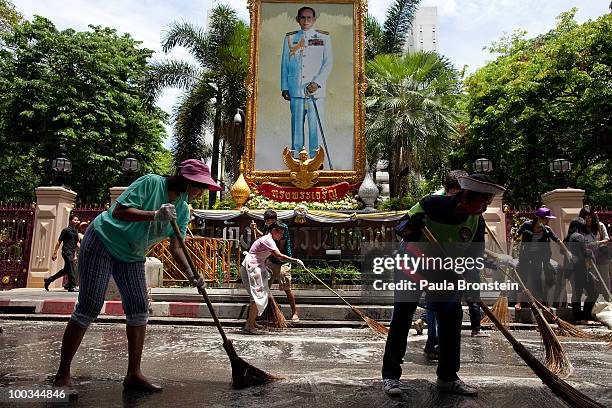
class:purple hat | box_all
[535,207,556,219]
[179,159,222,191]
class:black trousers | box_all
[49,252,76,288]
[382,299,463,382]
[572,272,598,321]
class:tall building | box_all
[406,6,438,53]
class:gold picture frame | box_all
[244,0,366,186]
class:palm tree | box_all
[366,52,461,197]
[365,0,421,60]
[144,5,248,207]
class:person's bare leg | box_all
[245,301,258,329]
[54,321,88,387]
[123,324,161,392]
[285,289,299,321]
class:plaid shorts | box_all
[71,226,148,327]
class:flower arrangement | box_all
[245,194,359,210]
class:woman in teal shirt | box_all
[53,159,220,392]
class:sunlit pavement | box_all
[1,320,611,407]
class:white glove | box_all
[295,259,305,269]
[497,254,518,268]
[154,203,176,222]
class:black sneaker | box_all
[436,379,478,396]
[44,278,51,291]
[424,349,439,360]
[382,378,402,396]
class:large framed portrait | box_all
[244,0,366,186]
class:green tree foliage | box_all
[366,51,462,199]
[0,0,22,37]
[144,5,249,207]
[0,16,166,203]
[459,10,612,206]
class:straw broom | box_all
[260,294,289,330]
[535,298,612,344]
[488,245,612,344]
[171,220,281,388]
[483,248,574,378]
[301,266,388,337]
[481,301,605,408]
[481,223,511,327]
[535,256,612,344]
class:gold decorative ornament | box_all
[243,0,366,187]
[1,275,9,285]
[283,147,324,189]
[294,204,308,224]
[230,160,252,208]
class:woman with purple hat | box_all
[52,159,221,393]
[514,207,572,309]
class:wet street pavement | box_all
[0,320,611,407]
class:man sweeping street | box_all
[381,174,505,397]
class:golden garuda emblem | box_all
[282,146,325,189]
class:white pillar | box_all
[483,193,507,252]
[27,187,77,288]
[109,186,128,205]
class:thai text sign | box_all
[258,182,351,202]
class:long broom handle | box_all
[171,219,229,344]
[590,255,612,298]
[302,266,356,311]
[485,223,507,255]
[484,248,540,304]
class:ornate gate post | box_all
[27,187,77,288]
[542,188,585,264]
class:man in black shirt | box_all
[44,214,80,291]
[382,174,505,398]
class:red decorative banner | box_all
[258,182,352,202]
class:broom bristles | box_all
[511,340,604,408]
[223,340,283,388]
[481,295,510,327]
[536,302,612,345]
[554,318,612,343]
[532,305,574,379]
[353,307,389,337]
[260,295,288,330]
[481,302,604,408]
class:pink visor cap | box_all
[179,159,222,191]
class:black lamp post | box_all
[121,157,140,185]
[52,149,72,188]
[550,158,571,188]
[473,157,493,174]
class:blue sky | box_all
[13,1,610,148]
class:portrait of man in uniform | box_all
[251,1,361,174]
[281,6,333,161]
